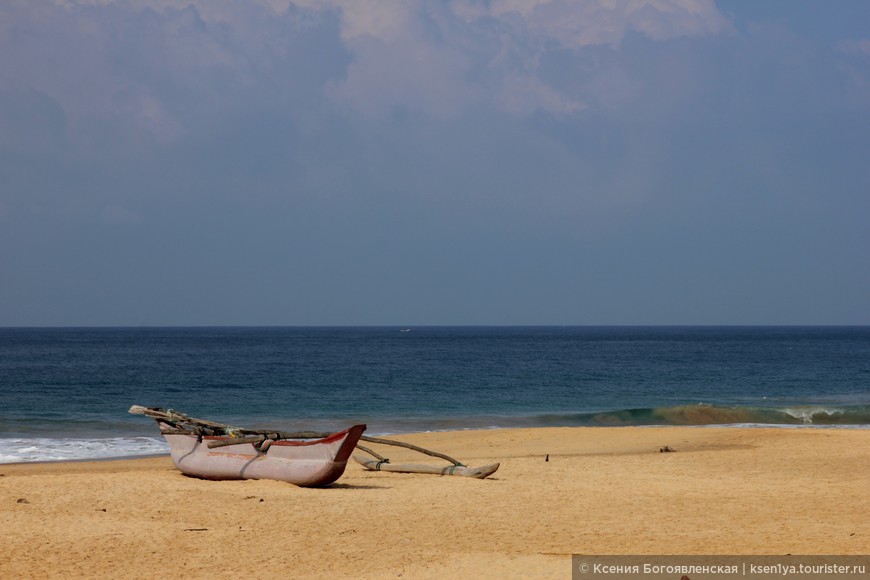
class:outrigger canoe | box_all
[130,406,365,487]
[130,405,499,485]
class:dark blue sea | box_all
[1,326,869,463]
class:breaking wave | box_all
[0,436,168,464]
[531,404,870,427]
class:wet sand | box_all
[1,427,868,578]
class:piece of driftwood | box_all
[353,456,500,479]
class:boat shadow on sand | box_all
[325,483,391,490]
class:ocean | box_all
[1,326,869,463]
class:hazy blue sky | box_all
[1,0,868,326]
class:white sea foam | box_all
[703,422,870,430]
[0,436,169,464]
[782,406,845,423]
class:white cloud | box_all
[1,1,332,151]
[837,39,870,106]
[114,89,186,142]
[325,2,481,117]
[839,39,870,56]
[466,0,728,48]
[1,0,728,136]
[496,73,586,116]
[335,0,417,43]
[325,0,727,117]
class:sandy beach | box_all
[1,427,868,579]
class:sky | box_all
[1,0,869,326]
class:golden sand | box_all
[1,427,868,579]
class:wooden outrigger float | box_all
[130,406,499,486]
[353,456,500,478]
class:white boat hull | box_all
[161,424,366,487]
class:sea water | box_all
[1,326,868,463]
